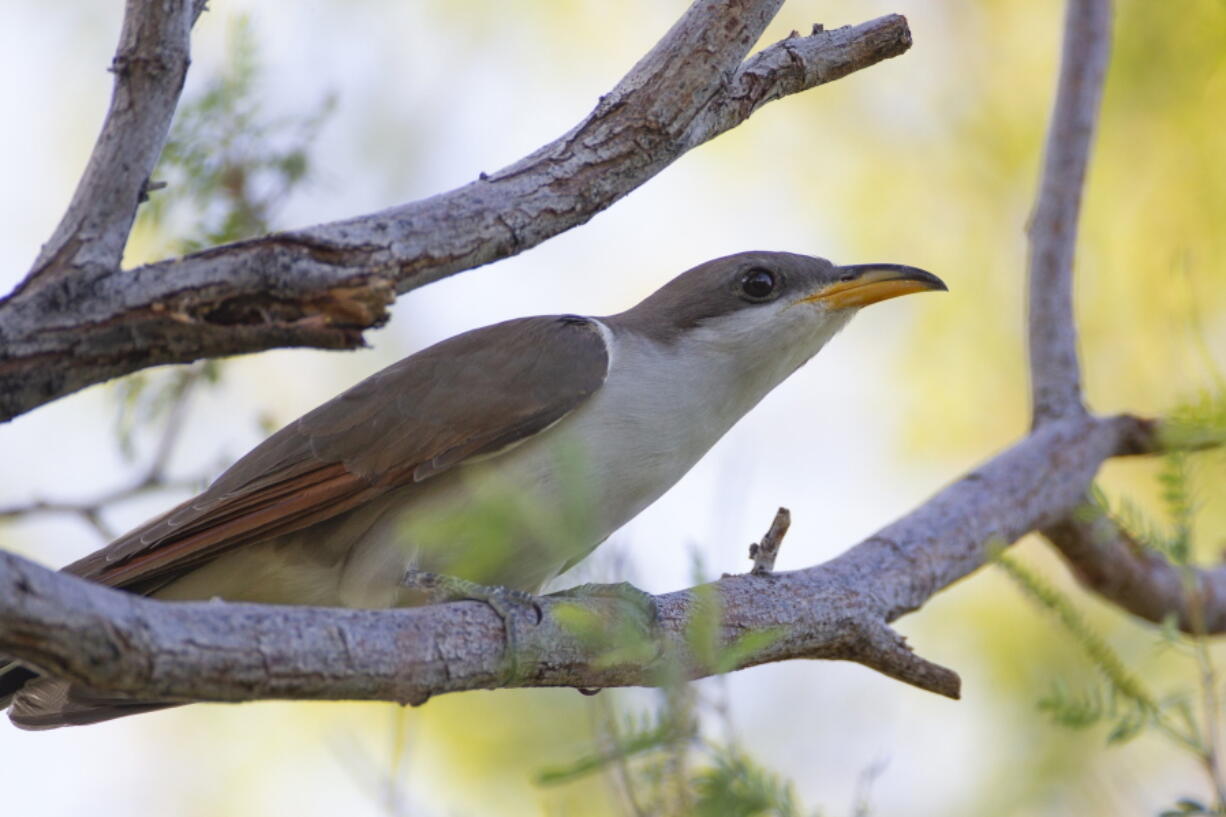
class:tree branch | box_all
[16,0,198,298]
[1044,513,1226,635]
[1026,0,1111,425]
[1021,1,1226,642]
[0,6,912,422]
[1,412,1160,714]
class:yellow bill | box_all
[802,264,947,309]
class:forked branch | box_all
[0,3,912,421]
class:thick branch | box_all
[1044,513,1226,634]
[1026,0,1111,425]
[17,0,197,296]
[1,413,1161,715]
[0,8,912,422]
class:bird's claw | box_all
[547,581,659,698]
[548,580,659,626]
[400,569,542,682]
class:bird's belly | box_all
[333,385,719,606]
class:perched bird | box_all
[0,250,945,728]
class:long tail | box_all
[8,675,177,729]
[2,659,180,730]
[0,661,38,711]
[3,632,190,732]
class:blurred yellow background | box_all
[1,1,1224,814]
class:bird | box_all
[0,250,945,728]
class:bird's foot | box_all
[400,569,542,683]
[547,581,659,697]
[547,581,659,625]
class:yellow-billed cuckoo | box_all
[1,251,945,728]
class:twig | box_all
[749,507,791,575]
[0,367,207,541]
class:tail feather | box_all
[8,676,178,730]
[3,658,178,730]
[1,553,184,728]
[0,661,39,711]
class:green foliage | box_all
[995,553,1164,741]
[536,686,814,817]
[535,709,688,787]
[550,599,659,670]
[137,15,334,254]
[1164,389,1226,454]
[539,572,812,816]
[114,15,335,483]
[998,390,1226,814]
[1160,798,1217,817]
[1158,452,1196,564]
[689,747,802,817]
[1080,445,1203,566]
[113,360,219,462]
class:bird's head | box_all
[604,249,947,436]
[614,250,946,360]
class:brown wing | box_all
[64,315,609,592]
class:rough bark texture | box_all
[18,0,200,296]
[0,6,912,422]
[3,0,1219,723]
[1044,513,1226,634]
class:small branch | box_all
[0,477,204,543]
[1044,511,1226,634]
[749,507,790,575]
[838,619,960,700]
[682,17,912,148]
[15,0,197,297]
[0,365,209,540]
[0,8,913,422]
[1026,0,1112,425]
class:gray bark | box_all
[1026,0,1111,424]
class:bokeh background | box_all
[2,1,1225,814]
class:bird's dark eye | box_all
[739,268,778,301]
